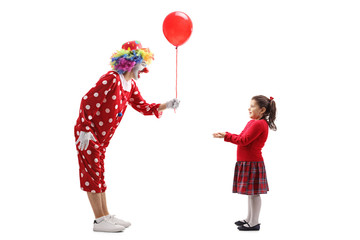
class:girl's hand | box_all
[213,132,226,138]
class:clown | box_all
[74,41,180,232]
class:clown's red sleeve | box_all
[224,121,265,146]
[129,82,162,118]
[78,72,118,132]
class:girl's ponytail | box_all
[252,95,277,131]
[268,98,277,131]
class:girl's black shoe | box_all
[237,223,260,231]
[234,220,247,226]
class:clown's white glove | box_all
[166,98,180,110]
[75,131,96,151]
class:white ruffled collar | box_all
[119,74,132,92]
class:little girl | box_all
[213,95,277,231]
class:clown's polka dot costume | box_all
[74,71,162,193]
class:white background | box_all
[1,0,359,239]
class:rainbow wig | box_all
[110,48,154,74]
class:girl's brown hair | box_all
[252,95,277,131]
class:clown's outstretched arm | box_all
[158,98,180,112]
[129,82,180,117]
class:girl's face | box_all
[248,99,266,120]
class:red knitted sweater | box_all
[224,119,269,162]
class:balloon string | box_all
[175,46,178,113]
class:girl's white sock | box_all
[248,195,261,226]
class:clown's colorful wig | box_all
[110,47,154,74]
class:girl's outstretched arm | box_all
[224,121,265,146]
[213,132,226,138]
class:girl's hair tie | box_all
[269,96,274,101]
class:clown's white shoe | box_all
[107,215,131,228]
[93,217,125,232]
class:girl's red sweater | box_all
[224,119,269,162]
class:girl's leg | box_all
[87,192,105,219]
[245,195,252,222]
[248,194,261,226]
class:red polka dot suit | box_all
[74,71,162,193]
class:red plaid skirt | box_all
[233,161,269,195]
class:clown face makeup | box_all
[132,61,147,80]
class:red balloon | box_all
[163,11,193,47]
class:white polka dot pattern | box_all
[75,71,162,193]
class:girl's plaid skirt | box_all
[233,161,269,195]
